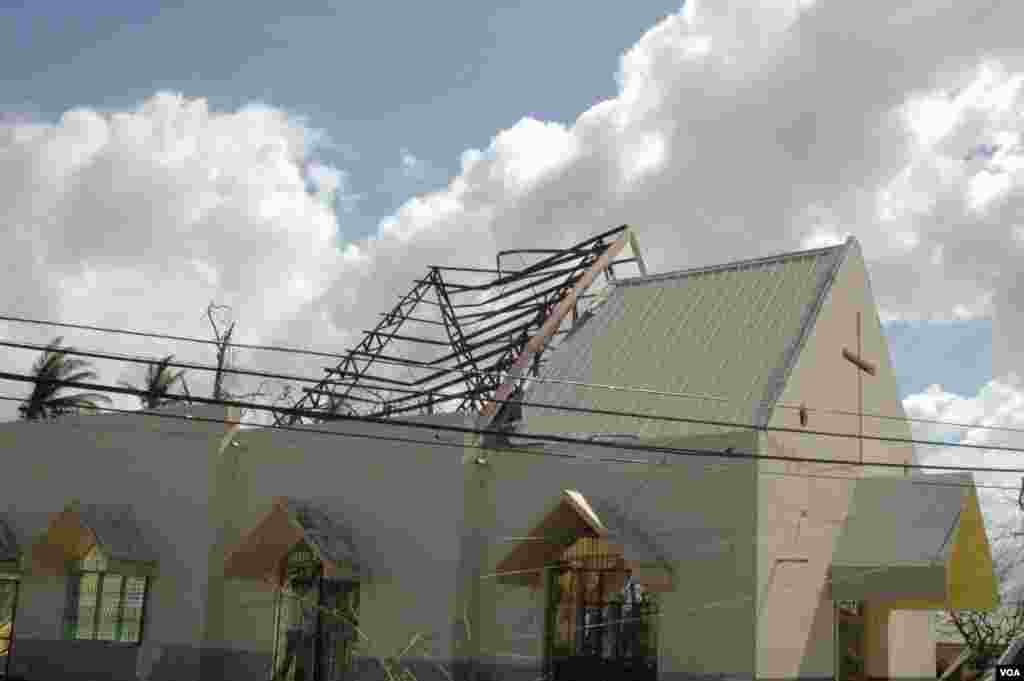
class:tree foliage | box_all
[18,336,112,421]
[941,505,1024,670]
[118,355,186,409]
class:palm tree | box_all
[118,355,186,409]
[18,336,112,421]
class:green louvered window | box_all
[64,548,148,644]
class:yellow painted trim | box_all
[948,484,998,611]
[885,485,997,611]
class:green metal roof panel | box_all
[521,240,851,438]
[831,472,969,567]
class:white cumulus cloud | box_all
[5,0,1024,450]
[0,93,352,413]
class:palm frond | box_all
[47,393,113,407]
[20,336,110,421]
[59,370,101,385]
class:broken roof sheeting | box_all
[520,240,851,439]
[829,472,998,610]
[29,502,157,575]
[77,504,158,564]
[223,497,362,585]
[281,497,360,570]
[497,489,711,592]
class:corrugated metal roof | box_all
[832,472,969,567]
[280,497,361,570]
[520,239,853,438]
[78,504,158,564]
[584,494,732,567]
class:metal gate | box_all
[836,601,865,681]
[272,543,359,681]
[543,538,658,681]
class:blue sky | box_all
[0,0,1012,412]
[886,319,992,399]
[0,0,679,242]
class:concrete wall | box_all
[209,413,477,677]
[478,431,759,680]
[757,244,934,679]
[0,404,230,681]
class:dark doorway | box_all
[543,538,658,681]
[835,600,865,681]
[272,543,359,681]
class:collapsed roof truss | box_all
[277,225,644,426]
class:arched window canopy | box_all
[496,489,676,592]
[28,500,157,577]
[224,497,363,587]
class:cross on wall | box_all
[842,312,876,465]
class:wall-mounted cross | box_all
[842,312,876,464]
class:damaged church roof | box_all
[521,238,857,439]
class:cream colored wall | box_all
[889,609,936,678]
[208,415,475,665]
[479,431,760,678]
[757,244,933,678]
[0,407,228,659]
[861,604,935,679]
[7,575,65,641]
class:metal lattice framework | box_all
[276,225,644,426]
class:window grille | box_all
[273,542,359,681]
[64,547,148,644]
[544,537,659,681]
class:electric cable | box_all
[3,374,1024,477]
[3,343,1023,458]
[2,313,1020,437]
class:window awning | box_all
[495,489,675,592]
[828,472,998,611]
[224,497,363,585]
[29,501,158,577]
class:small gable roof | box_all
[521,238,855,438]
[77,504,158,564]
[496,489,679,592]
[30,501,157,575]
[830,472,998,610]
[224,497,363,585]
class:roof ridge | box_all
[616,237,856,287]
[753,237,855,425]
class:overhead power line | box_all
[330,353,1024,437]
[1,318,1021,437]
[0,313,350,360]
[3,372,1024,476]
[0,393,1020,494]
[1,353,1020,459]
[2,323,1024,440]
[0,339,328,387]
